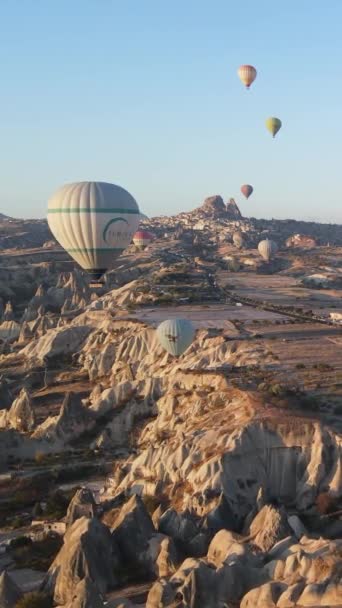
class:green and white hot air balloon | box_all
[157,318,195,357]
[47,181,140,281]
[258,238,278,262]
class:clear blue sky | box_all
[1,0,341,223]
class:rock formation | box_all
[110,495,177,579]
[2,301,14,321]
[0,571,22,607]
[0,203,342,608]
[286,233,317,248]
[21,325,92,365]
[226,197,243,219]
[33,392,94,443]
[65,578,105,608]
[0,375,12,410]
[66,488,97,527]
[45,517,119,604]
[6,387,36,432]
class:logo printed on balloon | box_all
[103,217,129,244]
[166,334,178,343]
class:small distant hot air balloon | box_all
[157,319,195,357]
[133,230,154,250]
[241,184,253,199]
[238,65,257,89]
[258,239,278,262]
[47,181,140,281]
[266,117,282,138]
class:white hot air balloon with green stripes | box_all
[47,181,140,280]
[157,318,195,357]
[258,238,278,262]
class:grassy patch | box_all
[10,534,62,571]
[15,593,52,608]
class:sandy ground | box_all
[132,303,289,328]
[219,271,342,314]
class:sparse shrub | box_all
[296,363,306,369]
[44,490,69,520]
[10,536,32,550]
[298,394,321,412]
[316,492,338,515]
[32,502,43,518]
[11,534,62,571]
[12,516,25,529]
[333,402,342,415]
[269,383,285,396]
[313,362,333,371]
[142,494,160,515]
[34,451,46,465]
[15,591,52,608]
[126,303,136,312]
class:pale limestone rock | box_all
[45,517,119,605]
[33,392,94,443]
[21,325,91,364]
[2,301,14,321]
[297,581,342,606]
[65,488,97,527]
[240,581,287,608]
[0,320,20,341]
[207,529,259,567]
[7,387,35,432]
[111,495,177,578]
[65,578,104,608]
[248,505,292,552]
[276,581,306,607]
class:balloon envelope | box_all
[238,65,257,88]
[265,117,282,138]
[47,182,140,280]
[258,239,278,261]
[157,319,195,357]
[241,184,253,199]
[133,230,154,249]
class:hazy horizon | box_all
[1,0,341,224]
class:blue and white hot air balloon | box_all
[47,181,140,281]
[157,319,195,357]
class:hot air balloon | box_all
[157,319,195,357]
[241,184,253,199]
[47,182,140,281]
[266,117,282,138]
[233,231,245,249]
[258,239,278,262]
[133,230,154,250]
[237,65,257,89]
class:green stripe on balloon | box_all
[47,208,140,214]
[66,247,124,253]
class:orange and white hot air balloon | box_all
[237,65,257,89]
